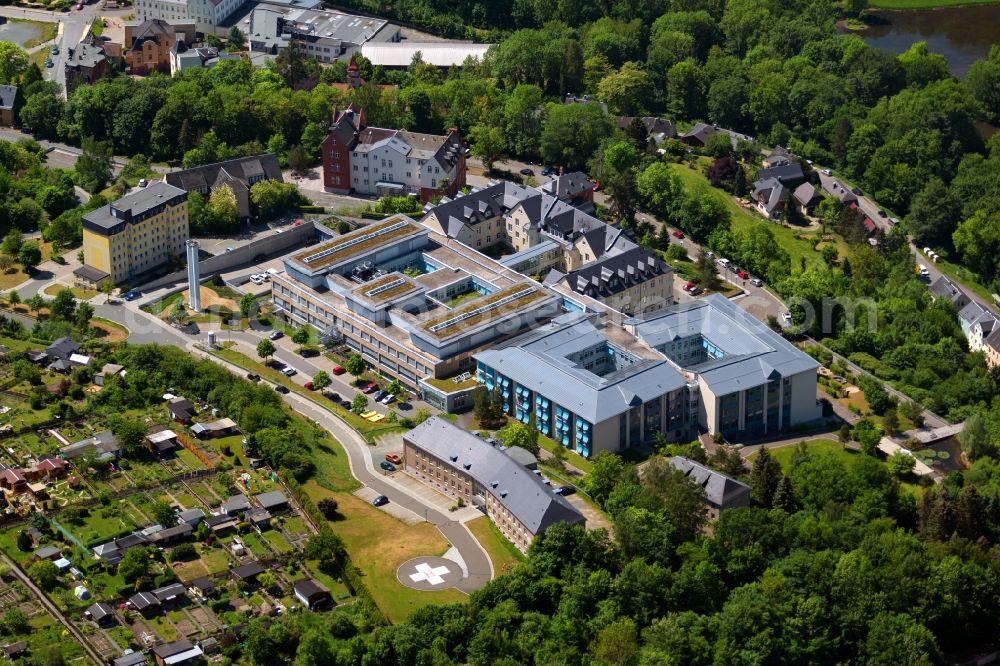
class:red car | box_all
[737,270,749,279]
[332,365,346,375]
[385,453,402,465]
[683,281,695,292]
[672,230,685,239]
[304,381,314,390]
[362,382,379,394]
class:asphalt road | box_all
[83,301,494,592]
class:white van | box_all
[919,264,929,277]
[718,258,730,268]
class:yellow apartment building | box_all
[82,182,189,284]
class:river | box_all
[858,5,1000,77]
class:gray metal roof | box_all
[220,494,251,514]
[254,490,288,509]
[404,417,583,534]
[630,295,819,395]
[757,163,804,184]
[474,314,686,423]
[928,275,967,306]
[669,456,750,509]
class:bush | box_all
[169,543,197,562]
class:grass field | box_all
[93,317,129,342]
[750,437,849,470]
[466,516,525,575]
[672,162,829,273]
[43,285,97,300]
[301,481,466,622]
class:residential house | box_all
[419,181,533,250]
[167,397,195,423]
[146,429,179,456]
[61,430,120,461]
[756,163,805,188]
[322,104,466,202]
[84,602,115,625]
[230,561,266,582]
[72,264,112,291]
[762,147,794,168]
[822,178,858,205]
[151,639,202,666]
[94,363,125,386]
[164,154,283,220]
[792,182,822,215]
[750,177,789,219]
[123,19,194,75]
[254,490,288,512]
[168,43,239,76]
[189,417,238,439]
[928,275,971,312]
[679,123,753,148]
[616,116,677,144]
[46,337,80,362]
[0,85,19,127]
[668,456,751,519]
[220,494,251,515]
[959,301,1000,369]
[404,417,585,552]
[293,579,331,610]
[65,36,112,97]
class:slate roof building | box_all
[46,337,80,362]
[230,561,266,581]
[85,602,115,625]
[65,36,111,96]
[164,155,283,220]
[254,490,288,511]
[750,177,789,219]
[61,430,120,461]
[113,651,149,666]
[669,456,751,518]
[755,163,805,187]
[792,182,822,214]
[616,116,677,144]
[404,416,584,552]
[220,494,251,515]
[167,397,195,423]
[322,104,466,202]
[929,275,971,311]
[293,579,331,609]
[150,639,202,666]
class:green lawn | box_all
[747,437,849,470]
[301,482,466,622]
[672,162,827,273]
[240,531,271,559]
[466,516,524,575]
[261,529,293,553]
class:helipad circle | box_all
[396,556,462,590]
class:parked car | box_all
[821,168,832,176]
[123,290,141,301]
[380,461,396,472]
[332,365,346,375]
[374,390,388,401]
[781,312,793,323]
[246,373,260,382]
[750,277,764,287]
[381,393,396,405]
[362,382,379,394]
[138,179,148,188]
[385,453,402,464]
[878,210,887,218]
[683,281,695,292]
[689,286,702,295]
[269,330,283,340]
[851,187,862,196]
[304,381,314,390]
[45,58,53,68]
[553,485,576,496]
[281,366,298,377]
[717,258,730,268]
[737,270,749,280]
[672,230,685,239]
[340,400,352,409]
[274,385,290,394]
[50,46,59,55]
[250,275,264,285]
[372,495,389,507]
[540,166,554,176]
[519,168,534,176]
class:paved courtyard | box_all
[396,556,463,591]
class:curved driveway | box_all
[94,303,494,593]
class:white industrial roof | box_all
[360,42,491,67]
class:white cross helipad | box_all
[409,562,451,585]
